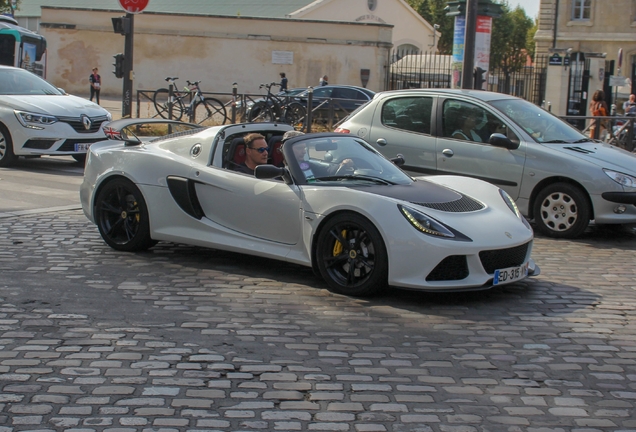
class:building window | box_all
[572,0,591,20]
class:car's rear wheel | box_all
[0,124,16,168]
[95,177,156,251]
[533,182,590,238]
[316,213,388,297]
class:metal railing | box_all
[560,115,635,152]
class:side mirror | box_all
[390,153,405,167]
[255,164,292,184]
[489,133,519,150]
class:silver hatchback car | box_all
[336,89,636,238]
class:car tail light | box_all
[334,127,350,133]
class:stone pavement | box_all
[1,210,636,431]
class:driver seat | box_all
[224,137,247,170]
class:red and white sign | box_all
[118,0,149,14]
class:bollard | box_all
[232,82,238,124]
[306,87,314,133]
[168,84,174,120]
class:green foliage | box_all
[0,0,18,14]
[491,3,534,72]
[407,0,536,64]
[413,0,455,54]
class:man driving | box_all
[235,133,268,175]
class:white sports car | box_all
[80,119,539,296]
[0,65,112,166]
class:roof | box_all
[14,0,317,18]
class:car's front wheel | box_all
[0,124,16,168]
[533,182,590,238]
[316,213,388,297]
[94,177,156,251]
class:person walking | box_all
[319,75,328,86]
[589,89,609,140]
[279,72,288,92]
[89,67,101,105]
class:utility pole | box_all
[122,13,134,118]
[461,0,478,89]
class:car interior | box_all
[222,131,287,170]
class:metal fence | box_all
[386,50,548,106]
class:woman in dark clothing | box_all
[89,67,101,105]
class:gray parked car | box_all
[336,89,636,238]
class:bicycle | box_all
[606,116,636,152]
[153,77,228,126]
[247,82,306,129]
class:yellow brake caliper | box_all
[333,230,347,256]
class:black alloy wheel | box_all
[316,213,388,297]
[94,177,156,251]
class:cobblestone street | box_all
[1,210,635,431]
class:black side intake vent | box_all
[167,176,204,220]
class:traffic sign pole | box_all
[122,13,134,118]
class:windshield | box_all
[286,135,413,185]
[490,98,590,143]
[0,68,63,95]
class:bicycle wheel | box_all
[192,99,228,127]
[153,88,184,120]
[248,101,274,123]
[283,102,306,130]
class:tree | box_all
[0,0,19,15]
[490,3,534,73]
[413,0,455,54]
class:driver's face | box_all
[293,143,307,160]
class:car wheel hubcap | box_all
[540,192,577,232]
[324,225,375,287]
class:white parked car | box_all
[336,89,636,238]
[80,119,538,297]
[0,65,111,167]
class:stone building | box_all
[534,0,635,115]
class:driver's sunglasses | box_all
[248,146,268,153]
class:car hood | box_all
[1,94,108,116]
[347,178,463,204]
[548,142,636,173]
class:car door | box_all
[435,98,526,199]
[192,167,303,245]
[367,95,437,175]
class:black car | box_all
[295,85,375,120]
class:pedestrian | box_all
[623,93,636,115]
[89,67,101,105]
[319,75,328,86]
[588,89,608,140]
[279,72,288,92]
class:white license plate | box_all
[493,262,528,286]
[74,143,92,152]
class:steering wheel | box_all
[335,162,355,176]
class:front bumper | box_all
[602,192,636,205]
[7,115,108,156]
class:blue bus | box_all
[0,15,46,77]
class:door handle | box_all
[376,138,387,146]
[442,149,454,157]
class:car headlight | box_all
[499,189,531,229]
[106,112,113,121]
[604,169,636,188]
[15,110,58,129]
[399,204,469,240]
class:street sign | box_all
[609,75,628,87]
[118,0,149,14]
[549,53,562,66]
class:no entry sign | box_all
[118,0,149,14]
